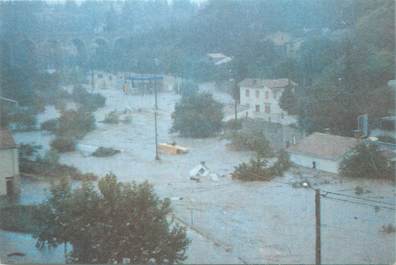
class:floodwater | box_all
[2,86,396,264]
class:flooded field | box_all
[5,87,396,264]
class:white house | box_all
[0,128,20,196]
[239,78,297,125]
[287,132,359,174]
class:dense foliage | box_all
[92,147,120,157]
[232,150,291,181]
[1,0,394,135]
[171,93,224,138]
[339,143,394,179]
[0,205,38,233]
[34,174,190,264]
[232,158,273,181]
[72,85,106,112]
[226,127,274,158]
[279,86,298,115]
[19,143,97,181]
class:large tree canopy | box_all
[33,175,190,264]
[171,92,224,138]
[339,143,394,180]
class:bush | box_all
[224,119,242,131]
[271,150,292,176]
[381,224,396,234]
[40,119,58,132]
[226,128,273,158]
[171,92,224,138]
[0,205,38,233]
[339,143,394,179]
[20,158,98,181]
[122,115,132,124]
[50,137,76,153]
[57,109,96,139]
[103,110,120,124]
[92,147,120,157]
[8,110,37,131]
[18,143,42,161]
[232,150,291,181]
[72,85,106,112]
[43,150,60,165]
[231,158,273,181]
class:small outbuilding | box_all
[0,128,20,196]
[287,132,359,174]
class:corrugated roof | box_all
[239,78,296,89]
[0,128,17,150]
[287,132,359,161]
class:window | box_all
[265,91,269,99]
[255,105,260,112]
[265,103,271,113]
[245,89,250,97]
[255,90,260,98]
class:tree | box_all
[279,86,298,115]
[34,174,190,264]
[231,158,273,181]
[171,92,224,138]
[226,127,274,158]
[339,143,394,179]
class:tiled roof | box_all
[287,132,359,161]
[0,128,17,150]
[239,78,297,89]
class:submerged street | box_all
[4,86,395,264]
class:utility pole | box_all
[315,189,321,265]
[154,79,160,160]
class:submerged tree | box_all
[171,92,224,138]
[339,143,394,179]
[279,86,298,115]
[34,174,190,264]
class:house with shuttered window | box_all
[239,78,297,125]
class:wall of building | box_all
[289,153,340,174]
[240,86,285,114]
[0,148,20,196]
[240,86,295,125]
[244,120,304,150]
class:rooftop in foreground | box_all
[287,132,359,160]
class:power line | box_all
[320,189,396,206]
[321,195,396,211]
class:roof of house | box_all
[287,132,359,161]
[0,128,17,150]
[239,78,297,90]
